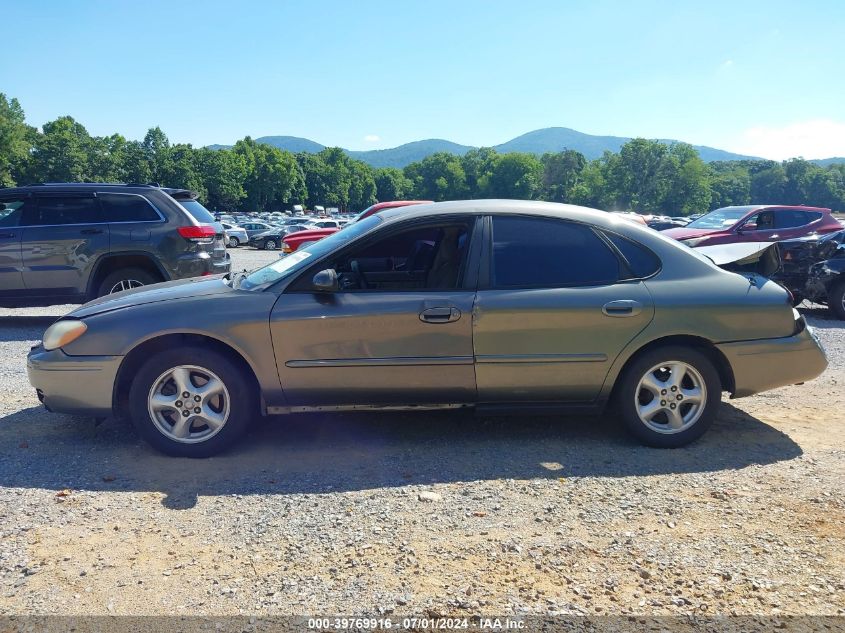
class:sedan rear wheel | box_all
[615,346,721,447]
[228,236,240,248]
[128,347,254,457]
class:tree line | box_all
[2,93,844,214]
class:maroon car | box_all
[663,205,842,247]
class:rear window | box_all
[100,193,161,222]
[602,231,661,278]
[491,216,620,287]
[178,199,216,224]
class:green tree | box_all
[403,152,468,201]
[0,94,33,186]
[235,138,306,212]
[486,152,543,199]
[374,167,413,201]
[29,116,93,182]
[540,150,586,202]
[662,143,711,215]
[750,164,787,202]
[196,148,247,211]
[460,147,499,198]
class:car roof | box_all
[0,182,197,199]
[376,199,644,229]
[714,204,831,213]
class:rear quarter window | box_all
[177,199,216,224]
[99,193,161,222]
[602,231,661,278]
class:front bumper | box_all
[717,325,828,398]
[27,345,122,416]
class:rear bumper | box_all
[27,345,121,416]
[717,326,828,398]
[172,252,231,279]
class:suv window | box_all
[29,196,102,226]
[774,209,810,229]
[99,193,161,222]
[0,198,31,227]
[491,216,620,287]
[602,231,661,278]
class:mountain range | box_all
[208,127,845,169]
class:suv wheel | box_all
[128,347,254,457]
[228,236,240,248]
[97,268,158,297]
[829,281,845,320]
[614,346,721,448]
[263,240,277,250]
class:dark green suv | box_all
[0,183,230,307]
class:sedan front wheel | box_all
[128,347,254,457]
[615,346,721,448]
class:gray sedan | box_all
[27,200,828,457]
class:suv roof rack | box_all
[25,182,163,188]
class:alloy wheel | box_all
[147,365,231,444]
[634,361,706,434]
[109,279,146,293]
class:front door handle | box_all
[0,232,15,239]
[419,307,461,323]
[80,228,104,235]
[602,300,643,317]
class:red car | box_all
[281,200,433,253]
[663,205,842,247]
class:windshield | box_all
[178,199,217,224]
[685,208,750,230]
[239,215,383,290]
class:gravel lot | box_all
[0,247,843,617]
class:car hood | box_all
[661,227,720,240]
[69,276,233,318]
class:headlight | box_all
[682,236,710,247]
[43,320,88,351]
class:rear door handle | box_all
[602,300,643,317]
[80,228,104,235]
[419,307,461,323]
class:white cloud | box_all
[731,119,845,160]
[363,134,380,143]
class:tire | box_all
[228,236,240,248]
[128,346,255,457]
[263,240,277,250]
[614,345,722,448]
[97,267,159,297]
[829,281,845,320]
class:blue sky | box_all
[3,0,844,159]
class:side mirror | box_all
[739,222,757,233]
[312,268,338,292]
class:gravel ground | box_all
[0,246,843,617]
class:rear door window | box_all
[490,216,621,288]
[31,196,102,226]
[99,193,161,222]
[0,197,31,227]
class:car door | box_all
[773,209,815,239]
[270,216,481,407]
[733,209,782,243]
[20,193,109,298]
[0,195,28,295]
[473,215,655,403]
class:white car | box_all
[221,222,249,248]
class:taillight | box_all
[177,225,216,243]
[282,243,293,253]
